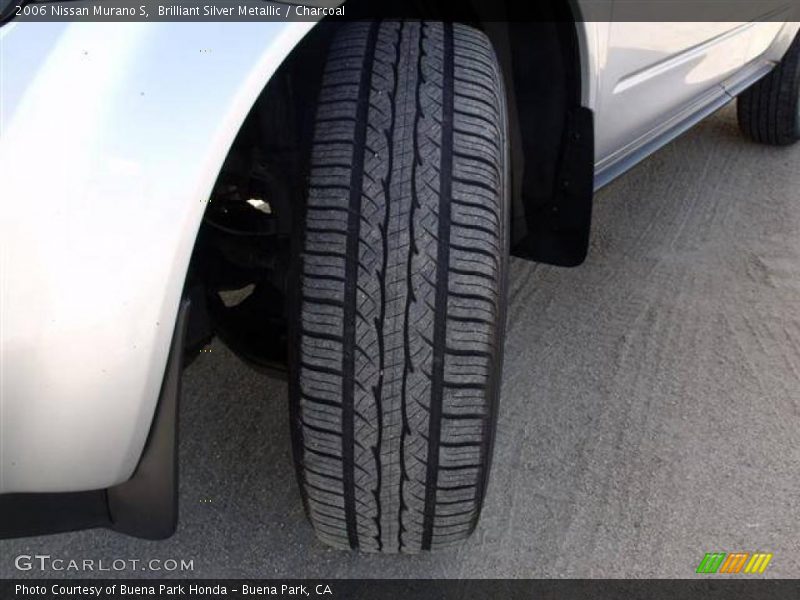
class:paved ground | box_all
[2,105,799,579]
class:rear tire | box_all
[289,20,509,553]
[737,34,800,145]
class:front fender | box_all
[0,20,317,493]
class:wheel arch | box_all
[187,3,597,375]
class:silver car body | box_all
[1,10,798,494]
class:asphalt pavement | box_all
[2,104,799,578]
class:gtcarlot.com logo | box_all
[14,554,194,572]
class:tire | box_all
[289,20,509,553]
[737,33,800,145]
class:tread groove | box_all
[340,21,380,550]
[421,22,454,551]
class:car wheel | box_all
[289,20,509,553]
[737,33,800,145]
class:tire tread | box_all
[292,20,507,553]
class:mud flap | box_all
[512,107,594,267]
[106,298,190,539]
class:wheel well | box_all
[185,6,589,369]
